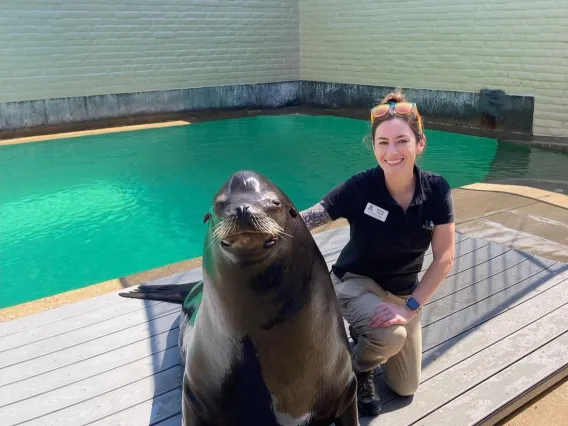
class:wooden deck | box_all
[1,226,567,426]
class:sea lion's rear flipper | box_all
[118,280,203,305]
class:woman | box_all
[300,89,455,417]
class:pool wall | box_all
[0,81,302,132]
[300,81,534,137]
[1,0,567,139]
[0,80,535,141]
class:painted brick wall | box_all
[300,0,568,137]
[0,0,300,102]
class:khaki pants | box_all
[331,271,422,396]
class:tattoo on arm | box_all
[300,202,333,231]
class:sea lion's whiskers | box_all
[276,230,295,239]
[212,211,286,242]
[253,215,285,238]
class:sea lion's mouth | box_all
[220,232,278,253]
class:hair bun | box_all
[381,88,407,104]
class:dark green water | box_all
[0,114,553,308]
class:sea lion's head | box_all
[203,170,299,264]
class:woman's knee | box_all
[363,324,407,356]
[386,373,420,397]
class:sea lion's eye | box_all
[215,194,228,206]
[289,208,298,218]
[215,197,228,212]
[272,200,281,207]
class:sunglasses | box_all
[370,102,424,135]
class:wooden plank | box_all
[0,345,182,424]
[314,230,351,253]
[420,237,489,271]
[94,388,182,426]
[421,258,561,327]
[0,294,159,339]
[417,331,568,426]
[0,311,179,387]
[363,300,568,425]
[423,242,510,280]
[0,324,177,407]
[419,275,568,384]
[421,263,568,352]
[422,249,540,304]
[0,300,169,352]
[0,302,180,369]
[20,365,184,426]
[312,226,349,245]
[0,265,200,338]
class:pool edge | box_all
[0,120,191,146]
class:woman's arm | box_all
[370,221,455,328]
[300,202,333,231]
[411,221,455,306]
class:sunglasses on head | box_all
[370,102,424,135]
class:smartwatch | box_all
[406,297,421,312]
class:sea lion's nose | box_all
[234,204,250,219]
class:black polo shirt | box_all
[321,165,454,296]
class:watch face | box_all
[407,298,420,311]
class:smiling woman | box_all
[299,89,456,417]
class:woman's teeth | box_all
[386,159,403,165]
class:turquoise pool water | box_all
[0,114,524,308]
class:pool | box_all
[0,114,565,309]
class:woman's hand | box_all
[369,302,415,328]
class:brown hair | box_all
[370,88,424,144]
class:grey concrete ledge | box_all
[0,81,301,133]
[1,80,534,138]
[300,81,534,135]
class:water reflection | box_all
[484,141,568,193]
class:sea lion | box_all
[120,170,359,426]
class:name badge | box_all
[364,203,388,222]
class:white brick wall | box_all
[0,0,300,102]
[3,0,568,137]
[300,0,568,137]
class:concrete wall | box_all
[300,0,568,138]
[0,0,300,102]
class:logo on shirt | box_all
[422,219,434,232]
[364,203,388,222]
